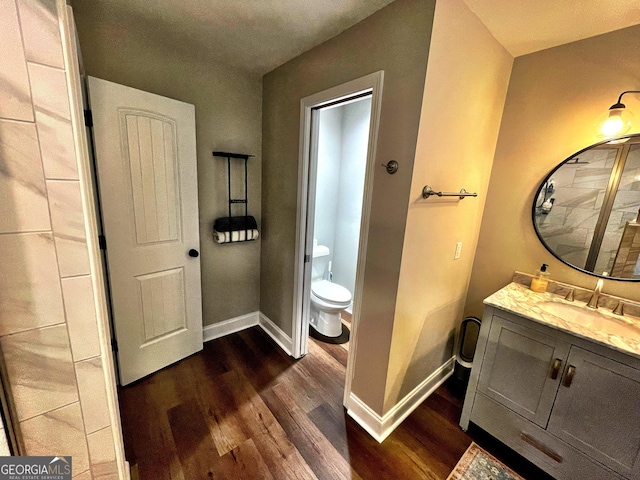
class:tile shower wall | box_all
[536,145,640,275]
[535,148,617,272]
[0,0,119,478]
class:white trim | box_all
[57,3,129,479]
[292,72,385,409]
[200,311,295,357]
[345,393,387,443]
[342,72,384,407]
[259,313,294,356]
[347,357,455,443]
[203,312,260,342]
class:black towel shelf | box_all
[212,151,258,244]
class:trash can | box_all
[452,316,481,397]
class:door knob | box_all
[188,249,199,258]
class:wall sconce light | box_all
[597,90,640,137]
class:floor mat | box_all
[447,442,525,480]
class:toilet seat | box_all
[311,280,351,306]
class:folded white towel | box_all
[214,228,259,244]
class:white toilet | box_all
[310,244,352,337]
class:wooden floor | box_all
[119,325,553,479]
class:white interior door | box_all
[87,77,202,385]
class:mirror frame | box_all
[531,133,640,281]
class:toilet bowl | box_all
[310,279,352,337]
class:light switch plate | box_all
[454,242,462,259]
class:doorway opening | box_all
[293,72,384,406]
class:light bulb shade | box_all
[597,107,634,137]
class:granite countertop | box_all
[484,282,640,360]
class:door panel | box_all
[137,267,186,343]
[548,346,640,477]
[88,77,202,385]
[478,315,569,427]
[125,113,181,244]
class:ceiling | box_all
[462,0,640,57]
[76,0,395,75]
[76,0,640,75]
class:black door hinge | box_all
[304,254,310,263]
[111,338,118,353]
[84,109,93,127]
[98,235,107,250]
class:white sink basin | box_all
[539,301,640,341]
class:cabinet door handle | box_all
[550,358,562,379]
[520,433,563,463]
[562,365,576,387]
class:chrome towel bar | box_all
[422,185,478,200]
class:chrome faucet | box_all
[586,279,604,309]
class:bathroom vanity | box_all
[460,281,640,480]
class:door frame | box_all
[58,2,129,478]
[292,71,384,405]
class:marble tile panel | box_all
[547,166,575,188]
[46,180,90,277]
[20,402,89,474]
[0,0,33,121]
[1,324,78,420]
[0,120,50,233]
[537,224,588,249]
[75,357,110,434]
[621,212,638,226]
[572,167,611,189]
[534,206,567,226]
[555,244,588,268]
[626,147,640,169]
[562,207,600,231]
[16,0,63,68]
[73,471,92,480]
[581,148,616,169]
[551,187,600,209]
[600,228,625,254]
[0,232,65,336]
[27,62,78,180]
[611,190,640,214]
[61,276,100,361]
[87,426,118,479]
[618,168,640,191]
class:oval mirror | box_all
[533,134,640,280]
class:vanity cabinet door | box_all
[477,315,570,428]
[548,346,640,478]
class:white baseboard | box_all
[203,311,259,343]
[258,312,294,356]
[202,311,295,358]
[345,393,387,442]
[347,356,455,443]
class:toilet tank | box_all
[312,245,330,282]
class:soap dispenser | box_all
[530,264,550,293]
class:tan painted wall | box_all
[261,0,435,414]
[385,0,513,412]
[466,24,640,318]
[73,1,263,326]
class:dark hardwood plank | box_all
[119,326,552,480]
[209,438,275,480]
[218,368,317,479]
[261,384,360,480]
[309,400,437,480]
[167,399,220,478]
[191,355,250,456]
[312,333,349,368]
